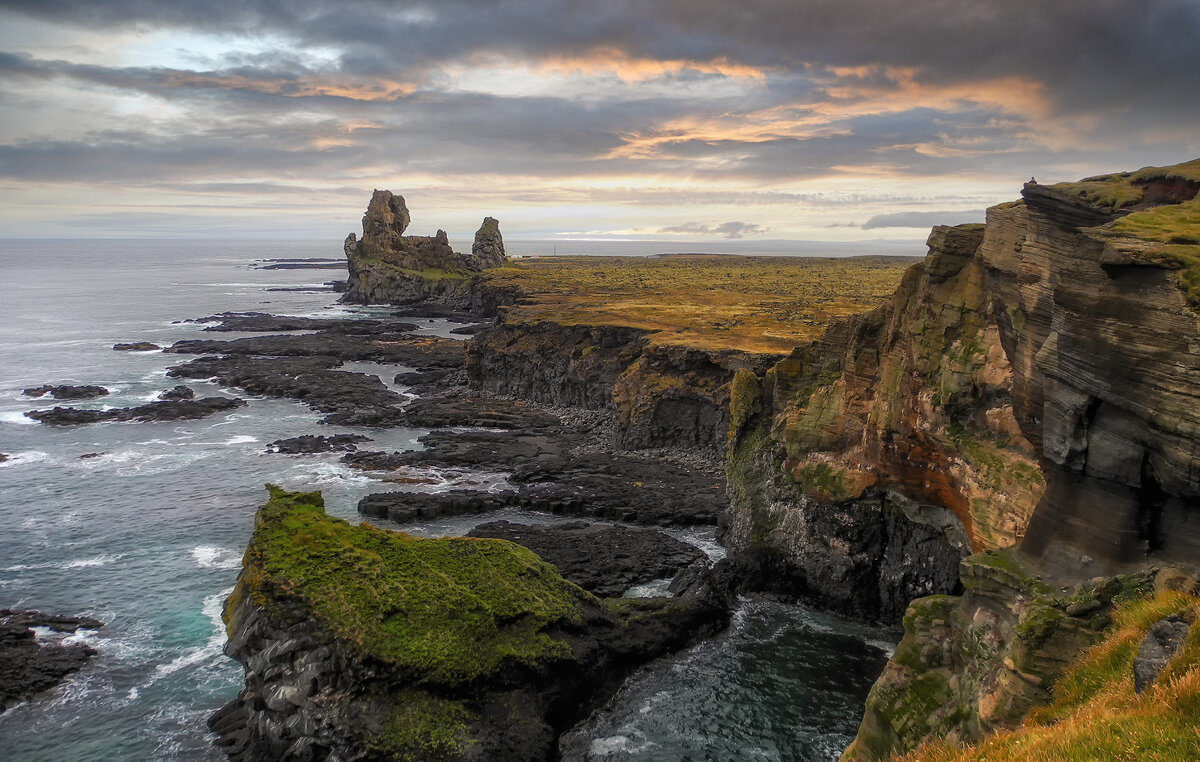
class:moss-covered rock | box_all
[211,486,726,761]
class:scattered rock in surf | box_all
[25,397,245,426]
[113,342,161,351]
[158,385,195,401]
[23,384,109,400]
[0,453,7,463]
[79,452,109,459]
[266,434,372,454]
[0,609,104,714]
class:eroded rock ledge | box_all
[211,487,724,761]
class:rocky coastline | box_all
[37,160,1196,759]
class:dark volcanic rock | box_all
[26,397,245,426]
[194,312,417,334]
[1,609,103,713]
[467,520,706,597]
[167,355,407,425]
[165,331,463,367]
[1133,614,1192,693]
[399,390,564,430]
[23,384,109,400]
[113,342,161,351]
[267,434,371,454]
[358,489,518,523]
[158,385,195,401]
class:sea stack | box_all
[342,190,506,305]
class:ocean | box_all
[0,239,894,761]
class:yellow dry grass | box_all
[897,590,1200,762]
[481,254,915,355]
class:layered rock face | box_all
[841,160,1200,759]
[985,184,1200,573]
[342,191,508,305]
[211,487,723,761]
[723,224,1044,620]
[466,320,778,453]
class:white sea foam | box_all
[223,435,258,445]
[622,578,673,599]
[0,411,38,426]
[191,546,242,570]
[4,553,124,572]
[150,588,230,681]
[0,449,53,466]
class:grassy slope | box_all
[481,254,914,355]
[899,590,1200,762]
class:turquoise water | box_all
[0,240,893,760]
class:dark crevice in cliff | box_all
[1137,451,1167,554]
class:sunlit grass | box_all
[897,590,1200,762]
[481,254,915,354]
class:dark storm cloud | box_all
[861,210,986,229]
[5,0,1198,116]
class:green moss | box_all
[371,692,476,761]
[242,486,592,686]
[1049,159,1200,210]
[727,368,762,446]
[796,461,853,502]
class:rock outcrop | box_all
[210,487,723,761]
[840,159,1200,757]
[471,216,507,269]
[342,191,508,305]
[467,320,778,453]
[1,609,103,713]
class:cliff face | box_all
[342,191,508,305]
[986,183,1200,573]
[466,319,778,452]
[211,487,723,761]
[840,160,1200,758]
[722,223,1044,620]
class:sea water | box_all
[0,239,893,761]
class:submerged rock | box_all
[112,342,161,351]
[26,397,244,425]
[211,487,724,761]
[0,609,103,713]
[23,384,109,400]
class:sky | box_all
[1,1,1198,243]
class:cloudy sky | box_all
[1,1,1197,243]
